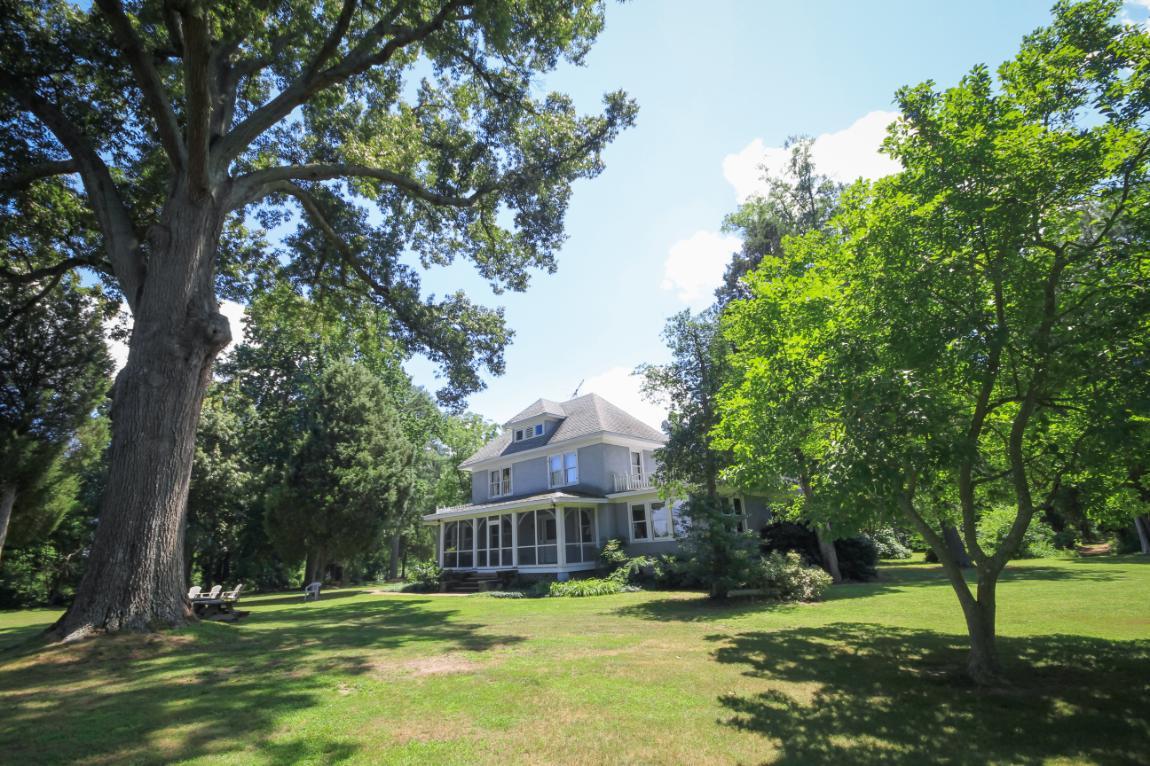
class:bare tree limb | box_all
[0,256,110,284]
[216,0,470,165]
[0,160,78,195]
[227,162,488,211]
[95,0,187,170]
[2,84,146,311]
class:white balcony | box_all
[612,472,654,493]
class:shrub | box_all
[525,579,553,598]
[548,577,623,597]
[977,505,1059,559]
[678,495,759,599]
[750,551,833,602]
[866,527,912,559]
[834,536,878,581]
[404,560,442,591]
[477,590,526,599]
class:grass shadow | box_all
[0,597,524,764]
[709,622,1149,765]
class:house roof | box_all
[422,489,608,521]
[503,398,567,426]
[459,393,666,468]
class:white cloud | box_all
[722,110,902,203]
[105,299,247,375]
[1123,0,1150,28]
[582,366,667,432]
[659,229,742,308]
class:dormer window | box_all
[513,422,545,442]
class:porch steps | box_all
[441,570,515,593]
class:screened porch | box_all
[438,506,601,573]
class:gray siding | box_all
[471,471,487,504]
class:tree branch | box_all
[2,84,146,311]
[0,160,78,195]
[0,256,110,284]
[95,0,187,170]
[216,0,471,165]
[177,0,213,198]
[226,162,487,211]
[303,0,360,81]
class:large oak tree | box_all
[0,0,634,638]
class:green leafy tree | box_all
[0,280,112,568]
[717,135,841,307]
[720,0,1150,683]
[1,0,634,637]
[265,360,417,583]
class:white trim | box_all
[424,493,607,521]
[461,432,665,472]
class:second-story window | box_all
[548,451,578,487]
[489,466,511,497]
[630,450,643,480]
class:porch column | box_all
[438,523,444,568]
[511,512,519,567]
[471,518,478,567]
[556,505,567,569]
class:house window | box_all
[548,451,578,487]
[516,510,558,565]
[630,451,643,481]
[489,466,511,498]
[443,520,475,568]
[630,502,676,542]
[725,497,748,533]
[564,507,598,564]
[513,423,545,442]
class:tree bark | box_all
[0,483,17,568]
[961,573,1002,684]
[1135,515,1150,555]
[814,524,842,583]
[388,531,401,580]
[942,523,973,568]
[48,196,230,641]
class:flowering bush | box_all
[751,551,833,602]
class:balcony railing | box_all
[612,472,653,493]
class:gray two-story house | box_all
[422,393,771,578]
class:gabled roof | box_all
[503,398,567,427]
[459,393,666,468]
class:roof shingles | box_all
[460,393,665,468]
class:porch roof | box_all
[422,489,608,522]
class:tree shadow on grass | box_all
[709,623,1149,765]
[244,587,374,607]
[0,597,524,764]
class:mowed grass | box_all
[0,557,1147,765]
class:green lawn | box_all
[1,557,1147,765]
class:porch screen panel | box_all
[444,521,459,568]
[458,520,474,568]
[537,510,558,564]
[579,508,596,562]
[517,511,536,565]
[476,518,488,568]
[564,508,596,563]
[500,516,513,566]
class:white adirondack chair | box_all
[303,581,322,601]
[221,584,244,602]
[187,585,202,600]
[201,585,222,600]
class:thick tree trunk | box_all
[49,197,230,641]
[942,523,973,568]
[814,525,843,583]
[387,531,401,580]
[1135,516,1150,555]
[0,483,17,568]
[962,573,1002,684]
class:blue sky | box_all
[406,0,1097,427]
[94,2,1148,427]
